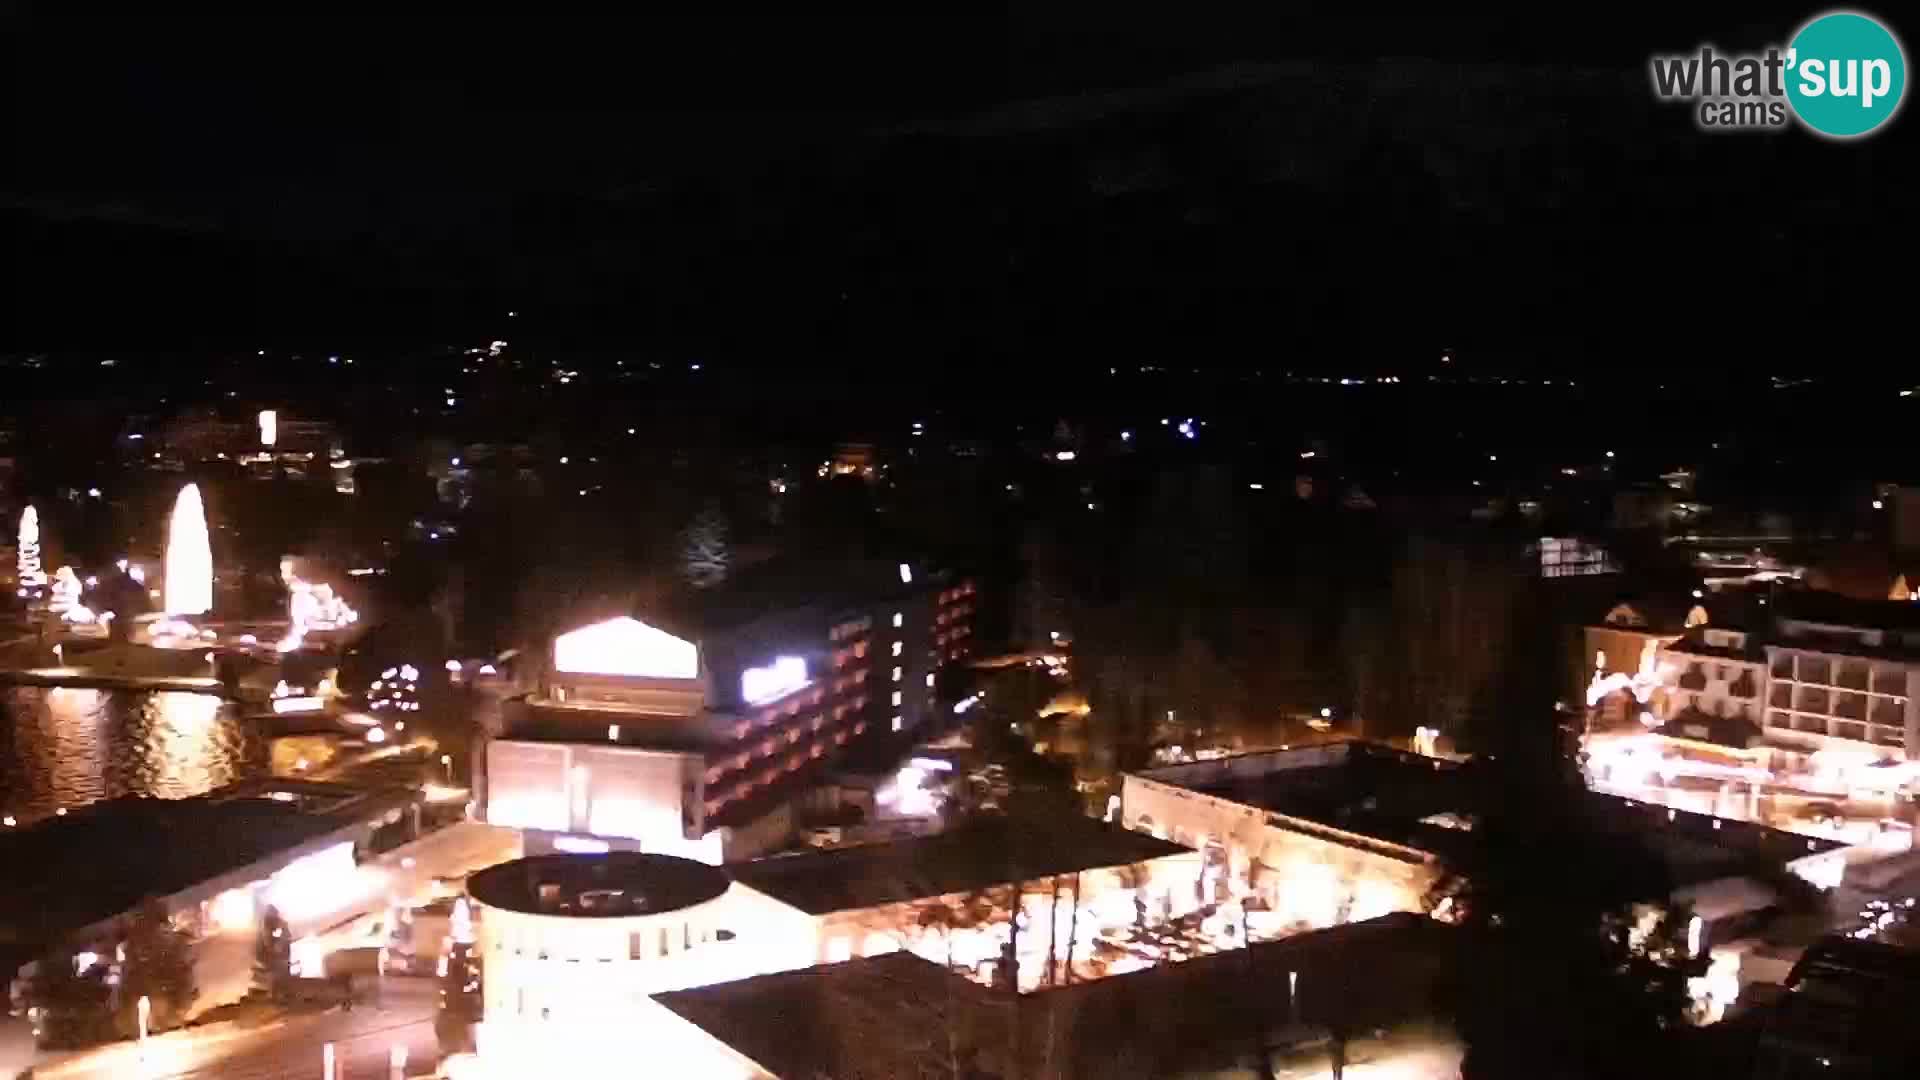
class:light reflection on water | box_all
[0,688,265,823]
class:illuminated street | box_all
[34,979,438,1080]
[191,821,520,1019]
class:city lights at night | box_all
[0,9,1912,1080]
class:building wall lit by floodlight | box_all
[467,853,738,1054]
[554,617,699,680]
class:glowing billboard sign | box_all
[741,656,808,704]
[553,617,698,679]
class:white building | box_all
[460,852,770,1080]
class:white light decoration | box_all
[48,566,81,615]
[553,617,698,679]
[1586,639,1663,708]
[258,409,278,447]
[164,484,213,616]
[278,558,361,653]
[272,696,327,714]
[450,897,474,945]
[16,505,45,593]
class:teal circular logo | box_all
[1786,11,1906,137]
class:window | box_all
[892,612,903,628]
[630,932,643,960]
[659,928,671,956]
[891,640,903,657]
[892,690,902,706]
[892,666,903,682]
[892,715,903,732]
[926,673,935,688]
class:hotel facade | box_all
[481,560,979,863]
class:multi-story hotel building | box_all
[482,559,979,863]
[1589,592,1920,791]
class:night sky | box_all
[3,10,1909,371]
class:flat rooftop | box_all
[728,814,1188,916]
[468,852,730,917]
[1136,741,1845,885]
[656,914,1454,1078]
[0,779,418,948]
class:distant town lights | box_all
[1055,450,1077,461]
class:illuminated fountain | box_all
[164,483,213,618]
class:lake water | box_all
[0,687,266,824]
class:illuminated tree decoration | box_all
[17,505,46,596]
[48,566,82,615]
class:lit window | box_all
[891,715,903,732]
[891,641,903,657]
[891,691,902,707]
[892,612,903,628]
[892,666,902,682]
[827,937,852,963]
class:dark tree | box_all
[22,947,113,1049]
[115,898,198,1037]
[1435,583,1703,1079]
[436,935,483,1054]
[253,904,291,1001]
[678,505,731,588]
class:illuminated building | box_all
[1123,742,1849,944]
[1592,592,1920,779]
[724,815,1197,986]
[468,854,734,1020]
[484,561,981,862]
[0,778,426,996]
[650,914,1457,1079]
